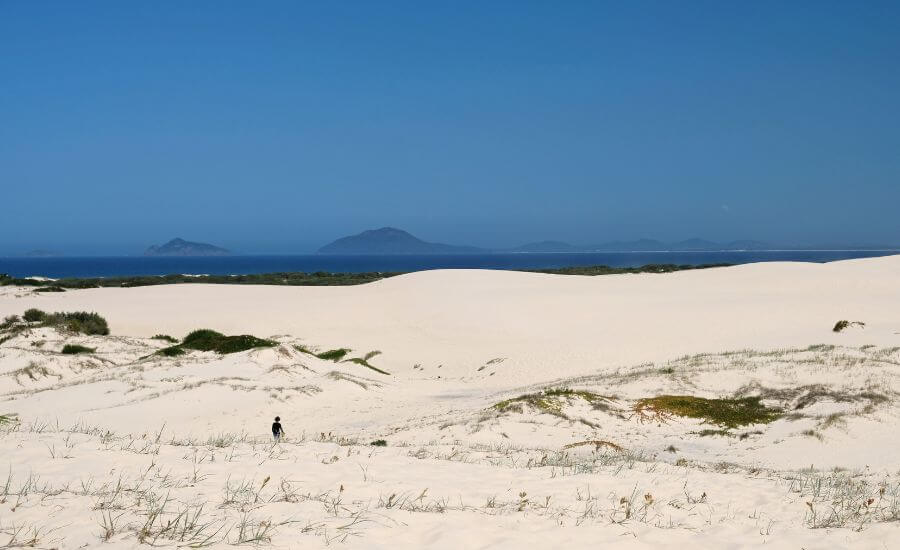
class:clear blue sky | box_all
[2,1,899,254]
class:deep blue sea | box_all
[1,251,898,279]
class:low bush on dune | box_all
[633,395,781,429]
[344,357,391,375]
[157,346,186,356]
[32,285,66,292]
[833,320,865,332]
[62,344,95,355]
[370,439,387,447]
[151,334,178,343]
[23,309,45,322]
[315,348,351,362]
[1,315,20,330]
[22,309,109,335]
[493,388,614,417]
[296,345,391,375]
[156,329,275,356]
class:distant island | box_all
[318,228,899,255]
[318,227,483,255]
[144,238,230,257]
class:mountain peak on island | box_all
[144,238,230,256]
[318,227,482,255]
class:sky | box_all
[2,1,899,255]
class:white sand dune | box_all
[1,256,899,548]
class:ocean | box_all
[1,251,897,279]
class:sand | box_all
[1,256,899,548]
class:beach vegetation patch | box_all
[157,346,186,357]
[344,352,390,375]
[32,285,66,292]
[62,344,95,355]
[371,439,387,447]
[158,329,276,355]
[23,308,45,322]
[315,348,351,362]
[833,320,865,332]
[633,395,781,428]
[1,315,20,330]
[493,388,614,417]
[151,334,178,343]
[562,439,624,452]
[23,309,109,335]
[295,345,390,374]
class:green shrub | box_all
[634,395,781,429]
[214,335,277,354]
[344,357,391,375]
[181,329,227,351]
[494,388,611,416]
[62,344,95,355]
[833,320,864,333]
[56,311,109,335]
[316,348,351,362]
[23,308,46,322]
[157,346,186,357]
[33,286,65,292]
[151,334,178,343]
[1,315,20,330]
[23,309,109,335]
[370,439,387,447]
[166,329,276,355]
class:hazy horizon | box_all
[3,2,900,255]
[4,228,900,257]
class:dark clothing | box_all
[272,422,283,437]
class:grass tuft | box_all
[493,388,613,417]
[62,344,95,355]
[315,348,351,362]
[154,329,274,356]
[833,320,865,333]
[344,356,391,375]
[634,395,781,429]
[168,329,277,354]
[370,439,387,447]
[22,308,109,335]
[151,334,179,343]
[157,346,186,357]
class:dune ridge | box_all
[2,256,899,548]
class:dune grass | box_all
[833,320,865,332]
[343,357,390,375]
[315,348,351,361]
[156,329,275,356]
[633,395,781,428]
[295,345,390,375]
[494,388,613,417]
[22,308,109,335]
[62,344,95,355]
[151,334,179,343]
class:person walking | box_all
[272,416,284,442]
